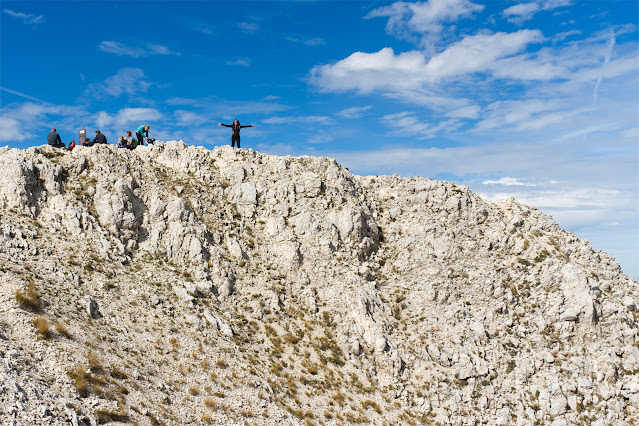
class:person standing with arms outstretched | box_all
[218,120,254,148]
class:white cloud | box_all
[95,108,163,131]
[622,127,639,138]
[446,105,480,119]
[336,106,373,119]
[380,111,462,138]
[367,0,484,41]
[304,37,326,46]
[551,29,581,43]
[174,110,206,126]
[0,101,93,146]
[262,115,334,125]
[310,30,545,98]
[502,0,572,24]
[381,111,430,137]
[482,177,537,187]
[237,22,259,32]
[3,9,45,25]
[148,44,179,56]
[286,36,325,46]
[226,58,252,67]
[502,3,541,24]
[0,117,27,142]
[86,68,152,98]
[98,41,179,58]
[474,98,563,131]
[426,30,545,78]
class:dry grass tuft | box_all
[204,397,217,409]
[32,316,51,339]
[67,364,91,397]
[54,321,71,338]
[16,281,42,312]
[88,351,103,372]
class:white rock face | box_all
[0,142,636,425]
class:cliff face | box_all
[0,141,637,425]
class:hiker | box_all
[67,140,76,151]
[93,130,107,144]
[218,120,254,148]
[125,131,137,148]
[136,125,150,146]
[117,136,127,148]
[82,138,93,147]
[47,128,65,148]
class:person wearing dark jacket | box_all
[93,130,107,144]
[47,128,65,148]
[218,120,254,148]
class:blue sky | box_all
[1,0,638,278]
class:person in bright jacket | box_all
[218,120,254,148]
[136,125,150,146]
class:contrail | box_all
[0,86,54,105]
[592,35,616,106]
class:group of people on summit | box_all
[47,120,254,150]
[47,126,153,151]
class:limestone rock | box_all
[0,143,635,425]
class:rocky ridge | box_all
[0,141,637,425]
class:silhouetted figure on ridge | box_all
[218,120,254,148]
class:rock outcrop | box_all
[0,142,636,425]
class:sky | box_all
[1,0,638,279]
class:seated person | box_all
[125,131,136,148]
[67,140,76,151]
[93,130,107,144]
[82,138,93,147]
[117,136,127,148]
[47,128,66,148]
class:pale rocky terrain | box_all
[0,141,637,425]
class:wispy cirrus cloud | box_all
[286,36,326,46]
[336,106,373,119]
[98,41,179,58]
[3,9,45,25]
[237,22,259,32]
[226,58,252,67]
[381,111,462,138]
[482,177,538,187]
[502,0,572,25]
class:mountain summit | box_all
[0,141,637,425]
